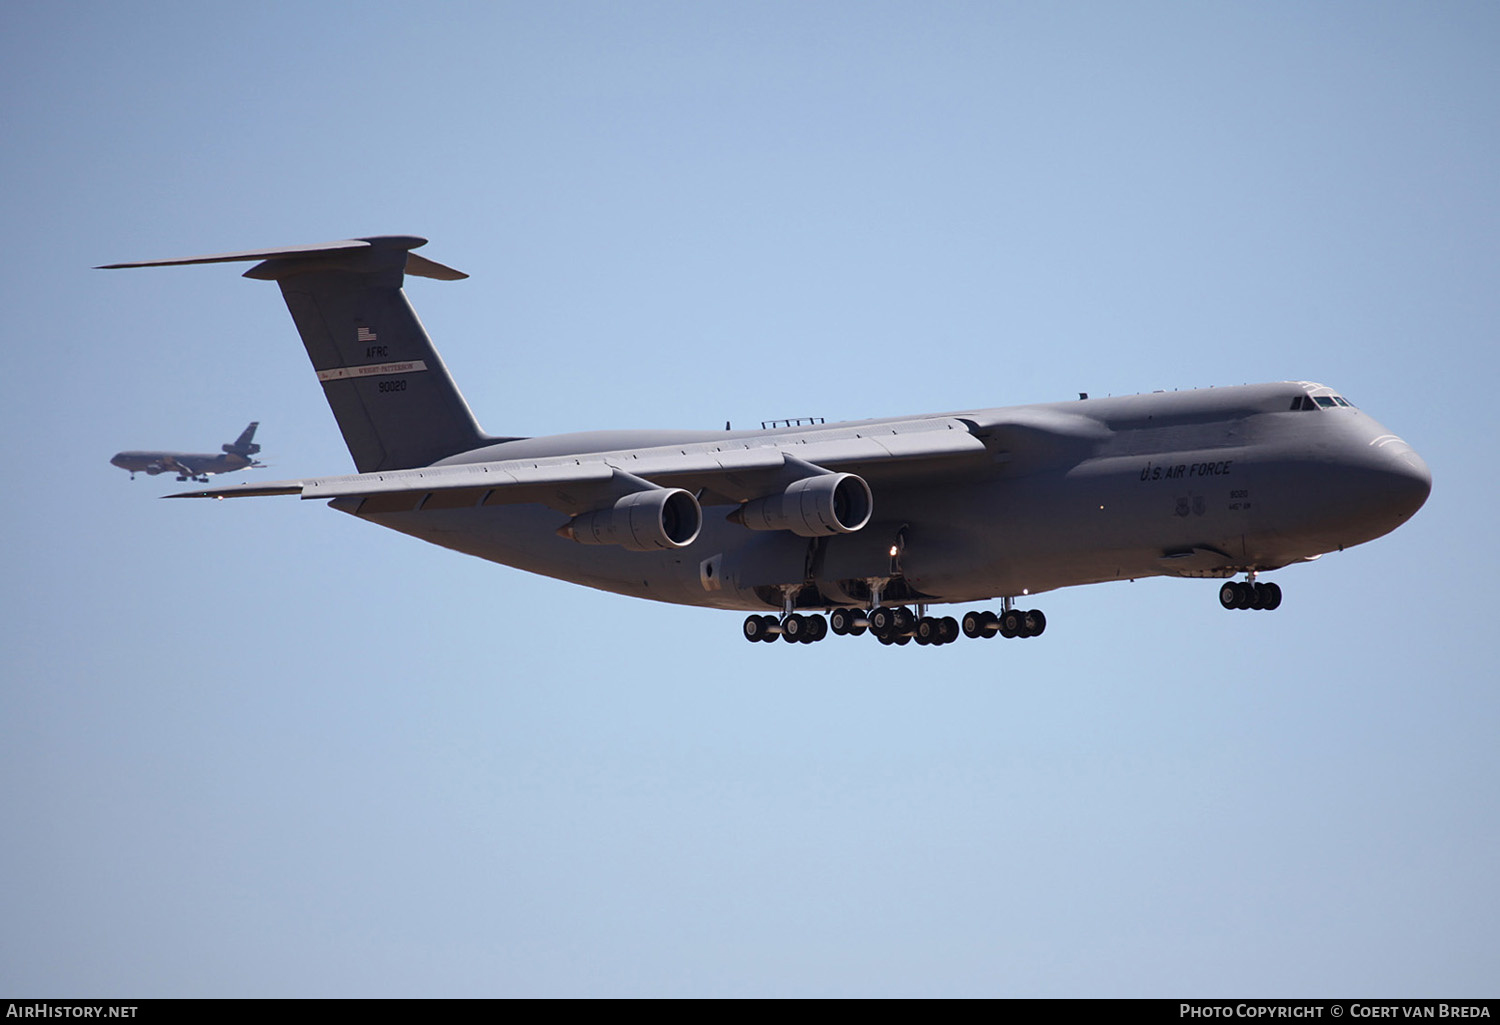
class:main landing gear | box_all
[960,606,1047,640]
[1218,580,1282,611]
[741,604,1040,645]
[743,612,829,643]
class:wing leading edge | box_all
[168,416,1000,517]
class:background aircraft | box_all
[103,236,1430,645]
[110,421,264,482]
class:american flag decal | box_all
[357,326,377,342]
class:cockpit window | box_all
[1291,391,1355,411]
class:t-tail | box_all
[100,236,504,472]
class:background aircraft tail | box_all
[102,236,499,473]
[224,421,261,457]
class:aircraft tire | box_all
[999,609,1024,638]
[1261,582,1282,610]
[940,617,960,644]
[916,617,939,644]
[1024,610,1046,637]
[829,608,854,635]
[743,615,770,642]
[869,606,895,637]
[781,614,806,642]
[1218,582,1239,609]
[961,611,987,638]
[805,614,828,641]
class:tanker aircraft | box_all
[100,236,1431,646]
[111,422,264,482]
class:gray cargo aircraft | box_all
[100,236,1430,645]
[111,422,264,482]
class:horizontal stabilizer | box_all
[98,236,467,280]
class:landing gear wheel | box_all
[962,610,988,639]
[829,608,855,635]
[916,617,940,644]
[939,617,959,644]
[999,609,1024,639]
[1022,609,1046,638]
[743,615,772,642]
[869,606,896,637]
[1261,582,1282,610]
[781,614,806,642]
[805,614,828,641]
[892,606,916,636]
[1218,582,1239,610]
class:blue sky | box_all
[2,1,1496,997]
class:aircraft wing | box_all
[167,416,1001,514]
[171,482,306,498]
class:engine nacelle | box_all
[563,488,702,551]
[736,473,873,537]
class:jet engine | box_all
[562,488,702,551]
[733,473,873,537]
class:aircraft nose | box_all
[1304,429,1432,548]
[1370,436,1432,521]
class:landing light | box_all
[889,545,899,557]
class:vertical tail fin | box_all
[225,421,260,456]
[101,236,497,473]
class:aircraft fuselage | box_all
[111,451,253,478]
[342,381,1430,613]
